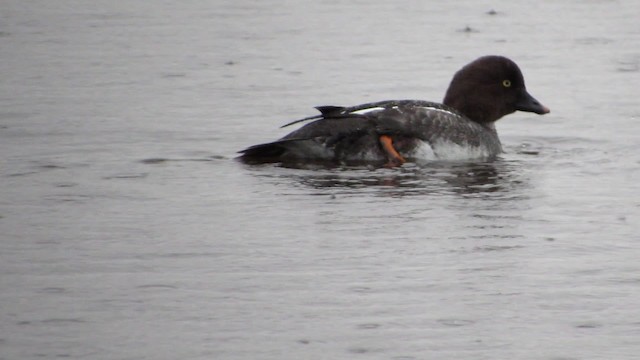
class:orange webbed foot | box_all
[379,135,406,167]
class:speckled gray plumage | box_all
[240,100,501,163]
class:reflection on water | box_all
[245,158,530,198]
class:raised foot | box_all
[379,135,406,168]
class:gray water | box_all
[2,1,640,359]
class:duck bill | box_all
[515,90,550,114]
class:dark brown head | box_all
[442,56,550,124]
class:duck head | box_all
[443,56,550,124]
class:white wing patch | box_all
[352,107,386,115]
[351,104,460,117]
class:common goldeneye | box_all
[238,55,550,167]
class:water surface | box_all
[1,1,640,359]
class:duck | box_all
[237,55,550,167]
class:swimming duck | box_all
[238,55,550,167]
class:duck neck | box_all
[443,96,505,125]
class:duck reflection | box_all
[250,158,529,198]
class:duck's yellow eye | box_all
[502,79,512,88]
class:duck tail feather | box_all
[237,138,310,162]
[237,141,286,159]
